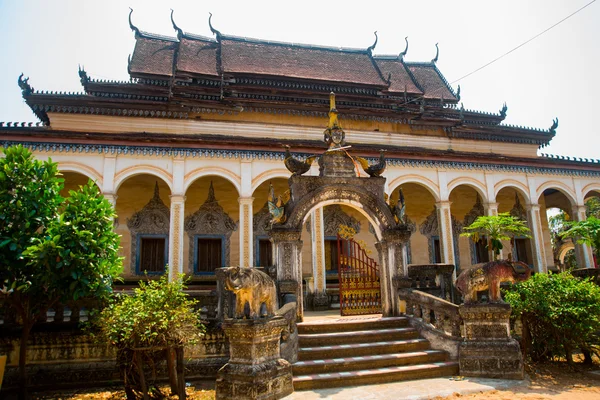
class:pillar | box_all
[572,205,593,268]
[238,197,254,268]
[436,201,455,265]
[377,228,411,317]
[527,204,547,273]
[168,195,185,281]
[310,208,328,309]
[103,193,118,208]
[271,229,303,321]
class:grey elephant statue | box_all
[220,266,277,319]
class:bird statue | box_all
[283,145,317,176]
[356,150,386,177]
[395,189,406,224]
[268,183,287,225]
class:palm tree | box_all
[461,212,531,261]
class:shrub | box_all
[504,272,600,363]
[92,273,205,395]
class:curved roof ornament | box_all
[170,9,183,40]
[431,42,439,64]
[499,102,508,119]
[456,85,461,101]
[398,36,408,61]
[208,12,222,40]
[128,8,140,37]
[549,118,559,135]
[18,73,33,97]
[367,31,378,55]
[78,65,89,86]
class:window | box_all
[256,238,273,267]
[431,236,442,263]
[138,236,167,274]
[195,237,223,273]
[513,238,531,265]
[325,238,339,273]
[474,238,490,264]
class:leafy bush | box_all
[94,273,205,350]
[504,272,600,363]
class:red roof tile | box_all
[176,37,219,77]
[374,58,422,94]
[406,63,456,100]
[129,36,177,78]
[220,38,387,87]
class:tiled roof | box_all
[406,63,456,100]
[176,37,219,77]
[373,58,422,94]
[129,36,178,78]
[220,37,387,86]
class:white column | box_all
[527,204,547,273]
[238,197,254,268]
[436,201,455,266]
[168,158,185,281]
[102,155,117,207]
[103,193,118,208]
[310,208,326,293]
[572,205,593,268]
[485,202,499,216]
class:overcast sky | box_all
[0,0,598,159]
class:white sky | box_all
[0,0,598,159]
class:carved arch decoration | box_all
[510,193,528,224]
[253,201,273,266]
[419,206,461,266]
[462,194,485,265]
[371,216,416,263]
[185,182,237,270]
[126,183,170,274]
[323,205,361,237]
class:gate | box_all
[337,234,382,316]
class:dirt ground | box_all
[27,361,600,400]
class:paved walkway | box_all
[293,311,525,399]
[286,376,525,399]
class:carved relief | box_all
[322,204,360,237]
[126,183,170,274]
[185,182,237,270]
[510,193,528,224]
[420,207,461,266]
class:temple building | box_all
[2,11,599,310]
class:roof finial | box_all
[456,85,461,101]
[170,9,183,39]
[128,8,140,37]
[206,181,216,202]
[208,12,222,40]
[327,92,340,129]
[153,181,160,199]
[78,65,89,86]
[367,31,378,55]
[549,118,559,135]
[17,73,33,97]
[499,102,507,119]
[431,43,439,64]
[459,103,465,121]
[399,36,408,61]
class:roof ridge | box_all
[221,34,368,53]
[137,30,178,43]
[182,32,217,42]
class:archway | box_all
[496,186,533,267]
[60,171,100,198]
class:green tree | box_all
[461,212,531,260]
[560,216,600,261]
[505,272,600,364]
[586,197,600,219]
[0,145,122,396]
[92,274,204,397]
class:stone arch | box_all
[447,177,488,203]
[494,179,531,204]
[387,175,441,202]
[251,169,291,193]
[57,162,103,187]
[184,167,241,195]
[535,181,577,206]
[114,165,173,193]
[557,240,575,264]
[582,183,600,200]
[284,184,396,241]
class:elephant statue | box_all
[456,260,531,304]
[220,266,277,319]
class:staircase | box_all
[292,316,458,390]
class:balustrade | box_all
[400,288,461,337]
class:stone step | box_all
[298,327,419,347]
[293,361,459,391]
[298,338,431,361]
[292,349,448,375]
[298,316,409,334]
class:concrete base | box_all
[216,317,294,400]
[458,303,524,380]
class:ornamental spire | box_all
[323,92,346,149]
[367,31,378,55]
[128,8,140,37]
[208,12,222,40]
[170,9,183,40]
[398,37,408,61]
[431,43,439,64]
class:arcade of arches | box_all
[54,157,598,295]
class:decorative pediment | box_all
[420,207,439,237]
[323,205,360,237]
[510,193,528,224]
[463,194,484,227]
[254,201,272,237]
[419,206,461,265]
[185,182,236,235]
[127,183,170,235]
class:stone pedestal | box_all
[459,303,523,379]
[216,317,293,400]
